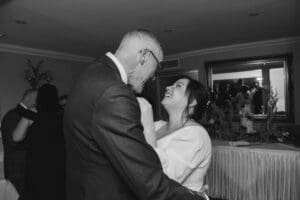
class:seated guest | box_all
[139,76,212,195]
[0,89,37,200]
[24,84,65,200]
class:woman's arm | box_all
[12,117,33,142]
[137,97,157,147]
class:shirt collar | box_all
[106,52,128,84]
[19,102,28,109]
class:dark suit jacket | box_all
[1,104,36,196]
[64,55,203,200]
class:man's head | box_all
[115,29,163,93]
[59,94,68,108]
[21,89,37,108]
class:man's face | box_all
[128,49,161,93]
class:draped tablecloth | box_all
[206,141,300,200]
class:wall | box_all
[166,37,300,124]
[293,40,300,124]
[0,46,93,179]
[0,49,93,119]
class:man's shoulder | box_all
[1,106,20,134]
[82,59,120,85]
[67,59,129,110]
[2,106,19,120]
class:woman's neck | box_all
[166,109,188,132]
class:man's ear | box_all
[139,49,150,66]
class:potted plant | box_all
[261,87,278,142]
[24,58,53,89]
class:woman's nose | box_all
[166,85,172,91]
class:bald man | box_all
[64,29,205,200]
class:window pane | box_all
[270,68,285,112]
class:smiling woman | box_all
[141,69,200,120]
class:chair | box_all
[0,179,19,200]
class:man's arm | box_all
[91,84,203,200]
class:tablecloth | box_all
[206,141,300,200]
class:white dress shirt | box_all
[105,52,128,84]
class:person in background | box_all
[0,89,37,200]
[24,84,65,200]
[250,81,263,114]
[138,76,212,199]
[216,83,233,128]
[232,85,251,114]
[64,29,205,200]
[232,85,255,133]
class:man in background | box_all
[59,94,68,110]
[1,89,37,200]
[64,29,205,200]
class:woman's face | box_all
[161,78,190,109]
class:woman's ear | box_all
[189,99,197,107]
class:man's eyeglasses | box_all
[146,49,162,70]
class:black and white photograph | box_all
[0,0,299,200]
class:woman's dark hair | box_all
[177,75,209,122]
[36,84,60,112]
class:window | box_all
[206,55,293,121]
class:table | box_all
[206,141,300,200]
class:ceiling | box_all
[0,0,299,58]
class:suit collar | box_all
[105,52,128,84]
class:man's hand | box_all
[137,97,156,147]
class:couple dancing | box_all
[64,29,211,200]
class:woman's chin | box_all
[161,98,168,105]
[161,99,175,108]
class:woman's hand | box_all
[29,106,37,113]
